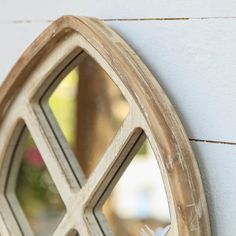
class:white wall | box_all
[1,1,236,235]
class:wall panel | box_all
[0,0,236,21]
[108,19,236,142]
[0,22,49,82]
[2,19,236,142]
[192,141,236,236]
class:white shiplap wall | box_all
[1,1,236,235]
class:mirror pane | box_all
[102,139,171,236]
[48,53,129,178]
[15,127,65,235]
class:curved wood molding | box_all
[0,16,211,236]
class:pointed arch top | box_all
[0,16,211,236]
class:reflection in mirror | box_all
[102,140,171,236]
[15,126,65,236]
[48,53,129,177]
[66,229,79,236]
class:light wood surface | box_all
[0,16,210,236]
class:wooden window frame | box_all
[0,16,211,236]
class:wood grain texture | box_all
[1,0,236,20]
[0,16,210,235]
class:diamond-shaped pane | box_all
[47,53,129,178]
[9,126,66,235]
[102,139,171,236]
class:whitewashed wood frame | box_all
[0,16,211,236]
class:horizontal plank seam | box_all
[105,17,190,21]
[104,16,236,21]
[0,19,53,24]
[1,16,236,24]
[189,138,236,146]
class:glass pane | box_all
[103,139,171,236]
[15,127,65,236]
[66,229,79,236]
[48,53,129,177]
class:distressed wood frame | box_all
[0,16,211,236]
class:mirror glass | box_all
[15,127,65,236]
[48,53,129,178]
[102,139,171,236]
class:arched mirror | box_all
[0,16,210,236]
